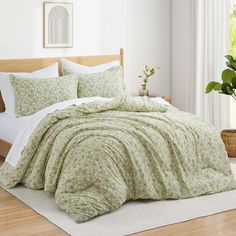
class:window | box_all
[230,1,236,128]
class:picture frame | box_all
[44,2,73,48]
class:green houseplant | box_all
[205,55,236,101]
[205,55,236,157]
[139,65,159,96]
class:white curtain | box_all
[192,0,230,131]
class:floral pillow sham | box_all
[10,74,78,117]
[0,63,59,114]
[76,66,126,98]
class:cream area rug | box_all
[1,160,236,236]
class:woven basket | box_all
[221,130,236,157]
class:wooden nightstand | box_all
[148,94,172,104]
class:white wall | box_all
[0,0,171,96]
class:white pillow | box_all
[61,58,120,75]
[0,63,59,114]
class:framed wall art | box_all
[44,2,73,48]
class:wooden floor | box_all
[0,188,66,236]
[1,158,236,236]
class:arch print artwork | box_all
[44,2,73,48]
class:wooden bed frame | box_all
[0,49,124,158]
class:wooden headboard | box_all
[0,48,124,112]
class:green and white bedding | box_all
[0,96,235,223]
[10,74,78,117]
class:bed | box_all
[0,49,235,223]
[0,49,124,158]
[0,113,28,143]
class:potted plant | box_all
[205,55,236,157]
[139,65,159,96]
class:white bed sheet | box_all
[0,113,29,143]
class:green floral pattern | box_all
[0,96,235,223]
[10,74,78,117]
[63,65,126,98]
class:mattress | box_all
[0,113,29,143]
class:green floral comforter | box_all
[0,97,235,223]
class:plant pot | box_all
[139,83,149,96]
[221,130,236,157]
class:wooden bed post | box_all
[0,139,11,158]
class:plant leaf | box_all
[221,83,233,95]
[232,77,236,89]
[231,61,236,71]
[213,83,222,91]
[222,69,236,83]
[226,61,236,70]
[205,81,219,93]
[225,55,235,61]
[227,86,234,94]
